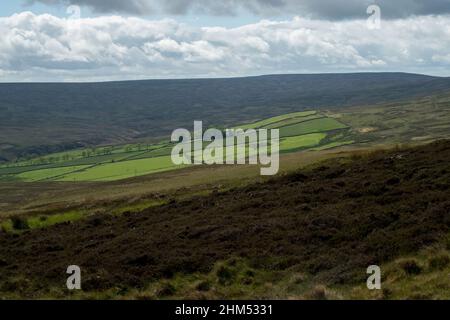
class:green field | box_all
[0,163,56,176]
[57,156,180,182]
[16,165,90,182]
[279,118,348,137]
[263,114,322,129]
[0,142,169,169]
[235,111,317,129]
[280,133,327,152]
[0,111,351,182]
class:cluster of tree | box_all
[4,143,156,169]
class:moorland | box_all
[0,73,449,299]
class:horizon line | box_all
[0,71,447,85]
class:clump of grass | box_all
[195,280,211,292]
[445,234,450,251]
[244,269,255,278]
[239,268,255,285]
[134,292,156,300]
[0,223,8,233]
[156,282,176,298]
[216,265,235,285]
[305,285,328,300]
[0,276,31,293]
[408,293,432,300]
[11,216,29,230]
[428,252,450,271]
[29,211,85,229]
[289,273,306,285]
[381,287,393,300]
[397,258,422,275]
[1,211,85,233]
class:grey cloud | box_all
[25,0,450,19]
[25,0,153,15]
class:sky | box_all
[0,0,449,82]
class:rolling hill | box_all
[1,72,450,161]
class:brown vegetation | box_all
[0,140,449,297]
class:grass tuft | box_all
[428,252,450,271]
[397,259,423,275]
[11,216,29,230]
[216,265,235,285]
[156,282,176,298]
[305,285,328,300]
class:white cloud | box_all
[0,12,449,81]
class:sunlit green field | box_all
[235,111,318,129]
[279,117,347,137]
[58,156,179,182]
[17,165,90,182]
[280,133,327,151]
[0,111,351,182]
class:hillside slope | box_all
[0,140,449,298]
[1,73,450,160]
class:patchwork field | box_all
[58,156,179,182]
[0,111,350,182]
[1,91,450,185]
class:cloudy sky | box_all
[0,0,449,82]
